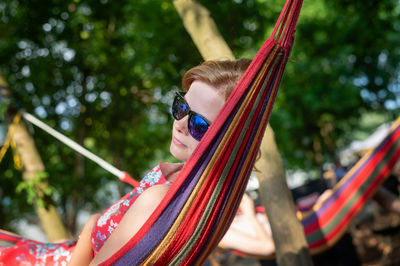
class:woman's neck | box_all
[159,162,184,182]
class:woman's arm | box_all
[68,213,100,266]
[218,194,275,256]
[89,184,170,265]
[373,186,400,215]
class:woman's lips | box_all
[172,136,186,147]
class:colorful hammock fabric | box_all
[302,116,400,255]
[101,0,303,265]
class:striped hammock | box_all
[101,0,304,265]
[231,116,400,259]
[302,116,400,254]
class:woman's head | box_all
[182,58,252,100]
[170,59,251,162]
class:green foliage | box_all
[0,0,201,233]
[0,101,7,121]
[266,0,400,168]
[0,0,399,234]
[16,171,54,208]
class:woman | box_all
[0,59,247,265]
[68,58,273,265]
[0,59,275,265]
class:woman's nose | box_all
[174,116,189,135]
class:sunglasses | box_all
[172,92,210,141]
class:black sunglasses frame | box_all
[172,92,211,141]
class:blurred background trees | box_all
[0,0,399,238]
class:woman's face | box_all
[170,81,225,162]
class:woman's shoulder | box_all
[131,183,170,210]
[120,161,182,217]
[89,183,172,264]
[117,184,170,238]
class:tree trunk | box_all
[1,72,68,241]
[12,116,69,241]
[0,74,7,87]
[173,0,234,61]
[173,1,312,265]
[255,125,312,265]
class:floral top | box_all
[0,235,76,266]
[90,163,167,255]
[0,163,167,265]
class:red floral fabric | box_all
[91,163,166,255]
[0,163,166,265]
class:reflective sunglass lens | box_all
[173,96,188,120]
[189,115,209,141]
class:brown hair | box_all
[182,59,262,170]
[182,59,252,100]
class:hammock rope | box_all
[19,111,139,187]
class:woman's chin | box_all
[170,143,188,162]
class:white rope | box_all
[21,111,124,179]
